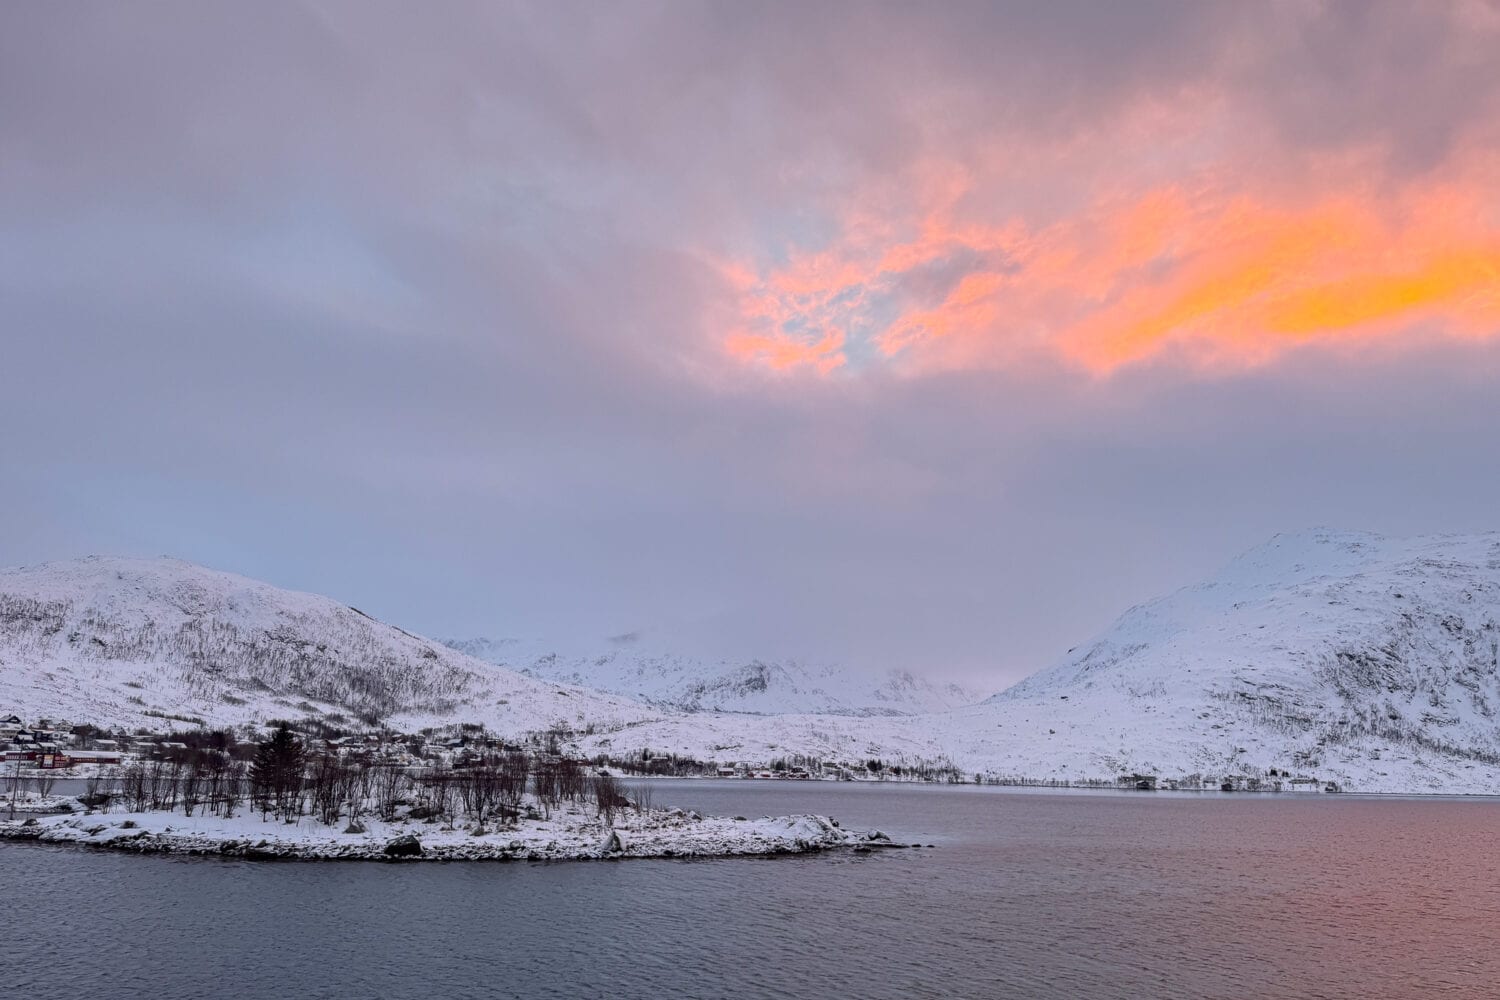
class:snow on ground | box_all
[2,790,79,813]
[0,800,884,861]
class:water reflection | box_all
[4,781,1498,999]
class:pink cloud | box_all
[717,126,1500,378]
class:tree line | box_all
[79,722,644,828]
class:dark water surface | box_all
[4,781,1498,999]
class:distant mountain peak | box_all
[443,636,990,717]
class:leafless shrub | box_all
[180,754,206,817]
[627,782,653,813]
[459,756,503,825]
[557,757,587,803]
[592,773,627,825]
[425,763,454,828]
[307,752,355,825]
[498,751,529,809]
[219,760,246,819]
[371,763,409,821]
[121,761,149,812]
[531,759,561,816]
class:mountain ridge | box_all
[444,635,988,717]
[568,529,1500,793]
[5,532,1500,793]
[0,555,662,736]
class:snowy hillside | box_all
[571,530,1500,793]
[964,528,1500,792]
[445,636,987,716]
[0,557,664,736]
[7,533,1500,794]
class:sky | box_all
[4,2,1500,690]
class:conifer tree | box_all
[249,722,305,817]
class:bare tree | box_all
[371,763,408,822]
[180,754,205,817]
[498,751,528,812]
[161,755,184,812]
[592,773,627,825]
[122,761,149,812]
[144,757,171,811]
[558,758,587,804]
[627,781,653,814]
[459,756,501,826]
[531,758,561,818]
[201,752,230,816]
[426,763,455,829]
[31,768,57,798]
[220,760,247,819]
[307,752,354,825]
[82,771,109,813]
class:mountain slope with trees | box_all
[0,556,663,737]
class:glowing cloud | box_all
[720,150,1500,378]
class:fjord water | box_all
[5,782,1498,999]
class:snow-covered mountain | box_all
[444,636,987,716]
[0,557,663,736]
[570,530,1500,793]
[961,528,1500,791]
[7,532,1500,794]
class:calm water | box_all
[3,781,1498,999]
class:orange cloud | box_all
[1264,249,1500,337]
[718,150,1500,377]
[725,327,845,375]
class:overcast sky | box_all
[4,2,1500,689]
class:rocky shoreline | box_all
[0,805,905,862]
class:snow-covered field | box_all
[0,801,882,861]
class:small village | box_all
[5,712,1344,806]
[1,710,976,812]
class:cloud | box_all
[3,3,1500,686]
[710,4,1500,378]
[720,162,1500,375]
